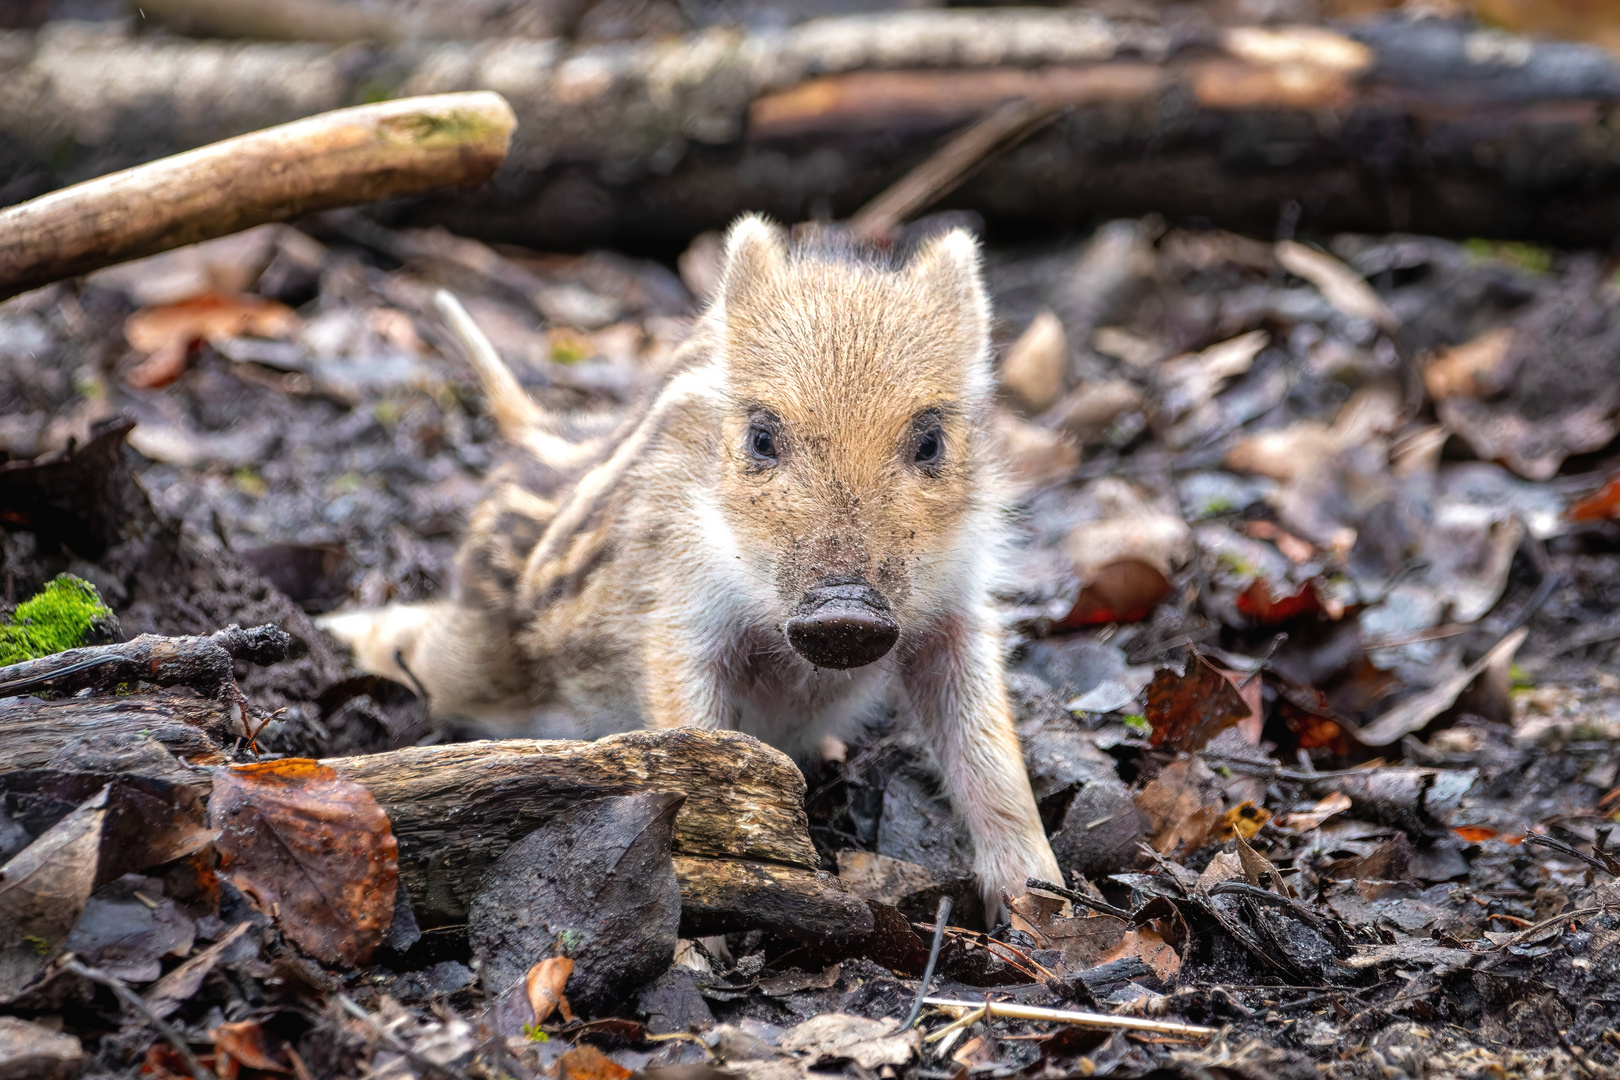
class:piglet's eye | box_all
[748,425,778,462]
[914,426,943,467]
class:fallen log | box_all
[0,685,871,939]
[0,91,516,301]
[4,15,1620,247]
[0,689,235,772]
[326,731,873,940]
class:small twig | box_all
[903,896,952,1029]
[1207,881,1327,933]
[1026,877,1136,922]
[334,992,473,1080]
[921,998,1218,1038]
[849,97,1061,243]
[976,934,1056,981]
[923,1004,986,1046]
[1237,634,1287,690]
[1503,567,1560,637]
[62,957,211,1080]
[1490,906,1614,948]
[1523,832,1620,876]
[924,927,1048,982]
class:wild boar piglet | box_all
[321,215,1063,916]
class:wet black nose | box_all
[785,579,899,669]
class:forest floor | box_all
[4,210,1620,1079]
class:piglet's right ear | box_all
[718,214,786,316]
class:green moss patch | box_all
[0,575,115,666]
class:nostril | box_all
[785,579,898,669]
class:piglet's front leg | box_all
[907,614,1062,923]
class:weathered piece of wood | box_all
[0,689,235,771]
[673,856,873,939]
[326,730,868,938]
[0,625,290,703]
[4,16,1619,246]
[0,92,516,302]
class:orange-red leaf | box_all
[124,292,298,389]
[1144,656,1253,751]
[210,759,397,966]
[525,956,575,1026]
[1568,475,1620,523]
[1235,578,1320,624]
[1061,560,1173,626]
[558,1045,632,1080]
[212,1020,290,1074]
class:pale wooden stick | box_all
[922,998,1219,1038]
[0,92,515,302]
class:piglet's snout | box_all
[785,577,899,669]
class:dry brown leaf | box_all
[1352,628,1527,746]
[1044,915,1130,970]
[557,1044,632,1080]
[1191,59,1352,110]
[124,292,299,389]
[1280,791,1353,831]
[1008,889,1068,947]
[995,410,1080,488]
[1001,309,1067,413]
[1091,326,1163,368]
[1144,657,1253,752]
[1225,421,1338,482]
[1059,559,1173,627]
[525,957,574,1026]
[1135,758,1225,856]
[1159,330,1270,414]
[1098,925,1181,980]
[210,759,398,967]
[1423,327,1516,400]
[1244,521,1316,564]
[1047,379,1144,440]
[0,787,107,998]
[1234,834,1288,895]
[1470,0,1620,50]
[1063,478,1192,585]
[212,1020,290,1074]
[1275,240,1396,330]
[1230,668,1264,744]
[780,1013,918,1069]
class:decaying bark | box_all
[0,92,516,301]
[0,689,235,772]
[0,625,290,701]
[0,686,870,938]
[672,856,867,939]
[3,15,1619,247]
[327,731,873,940]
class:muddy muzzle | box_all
[785,578,899,670]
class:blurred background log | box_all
[2,11,1619,252]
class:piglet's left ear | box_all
[907,228,990,348]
